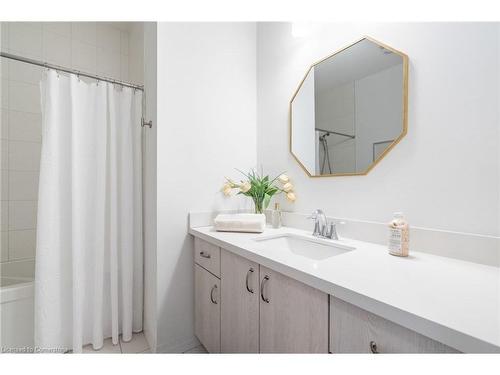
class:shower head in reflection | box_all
[319,132,330,141]
[319,132,332,174]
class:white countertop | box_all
[189,225,500,353]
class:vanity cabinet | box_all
[194,237,457,354]
[220,250,260,353]
[194,264,221,353]
[330,296,458,353]
[259,266,329,353]
[194,239,329,353]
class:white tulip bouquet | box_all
[221,169,296,214]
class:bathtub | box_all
[0,260,35,353]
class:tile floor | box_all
[81,334,208,354]
[82,332,150,354]
[183,344,208,354]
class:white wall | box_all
[142,22,157,352]
[355,63,403,171]
[156,22,257,352]
[257,22,499,236]
[129,23,145,85]
[315,81,356,173]
[498,26,500,241]
[0,22,141,275]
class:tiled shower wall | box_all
[0,22,144,276]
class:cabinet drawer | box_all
[195,264,221,353]
[330,296,458,353]
[194,237,220,277]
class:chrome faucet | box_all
[308,209,327,237]
[308,209,340,240]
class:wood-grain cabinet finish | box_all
[220,250,260,353]
[194,239,329,353]
[330,296,458,353]
[259,266,329,353]
[194,237,456,354]
[194,264,221,353]
[194,237,221,277]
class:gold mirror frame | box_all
[289,36,409,177]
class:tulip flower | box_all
[278,174,289,183]
[221,169,296,213]
[240,181,251,193]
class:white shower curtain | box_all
[35,70,143,353]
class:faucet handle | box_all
[326,221,335,239]
[326,220,344,240]
[329,220,345,226]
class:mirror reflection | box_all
[290,37,408,176]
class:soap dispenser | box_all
[271,203,282,229]
[388,212,409,257]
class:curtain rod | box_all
[1,52,144,91]
[315,127,355,139]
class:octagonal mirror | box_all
[290,37,408,177]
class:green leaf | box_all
[228,168,291,209]
[267,187,278,196]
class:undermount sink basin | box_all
[253,233,355,261]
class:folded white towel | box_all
[214,213,266,233]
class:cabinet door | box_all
[194,264,220,353]
[259,266,329,353]
[220,250,260,353]
[330,296,458,353]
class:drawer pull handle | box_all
[369,341,378,354]
[210,285,218,304]
[200,251,211,259]
[260,275,270,303]
[245,268,255,293]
